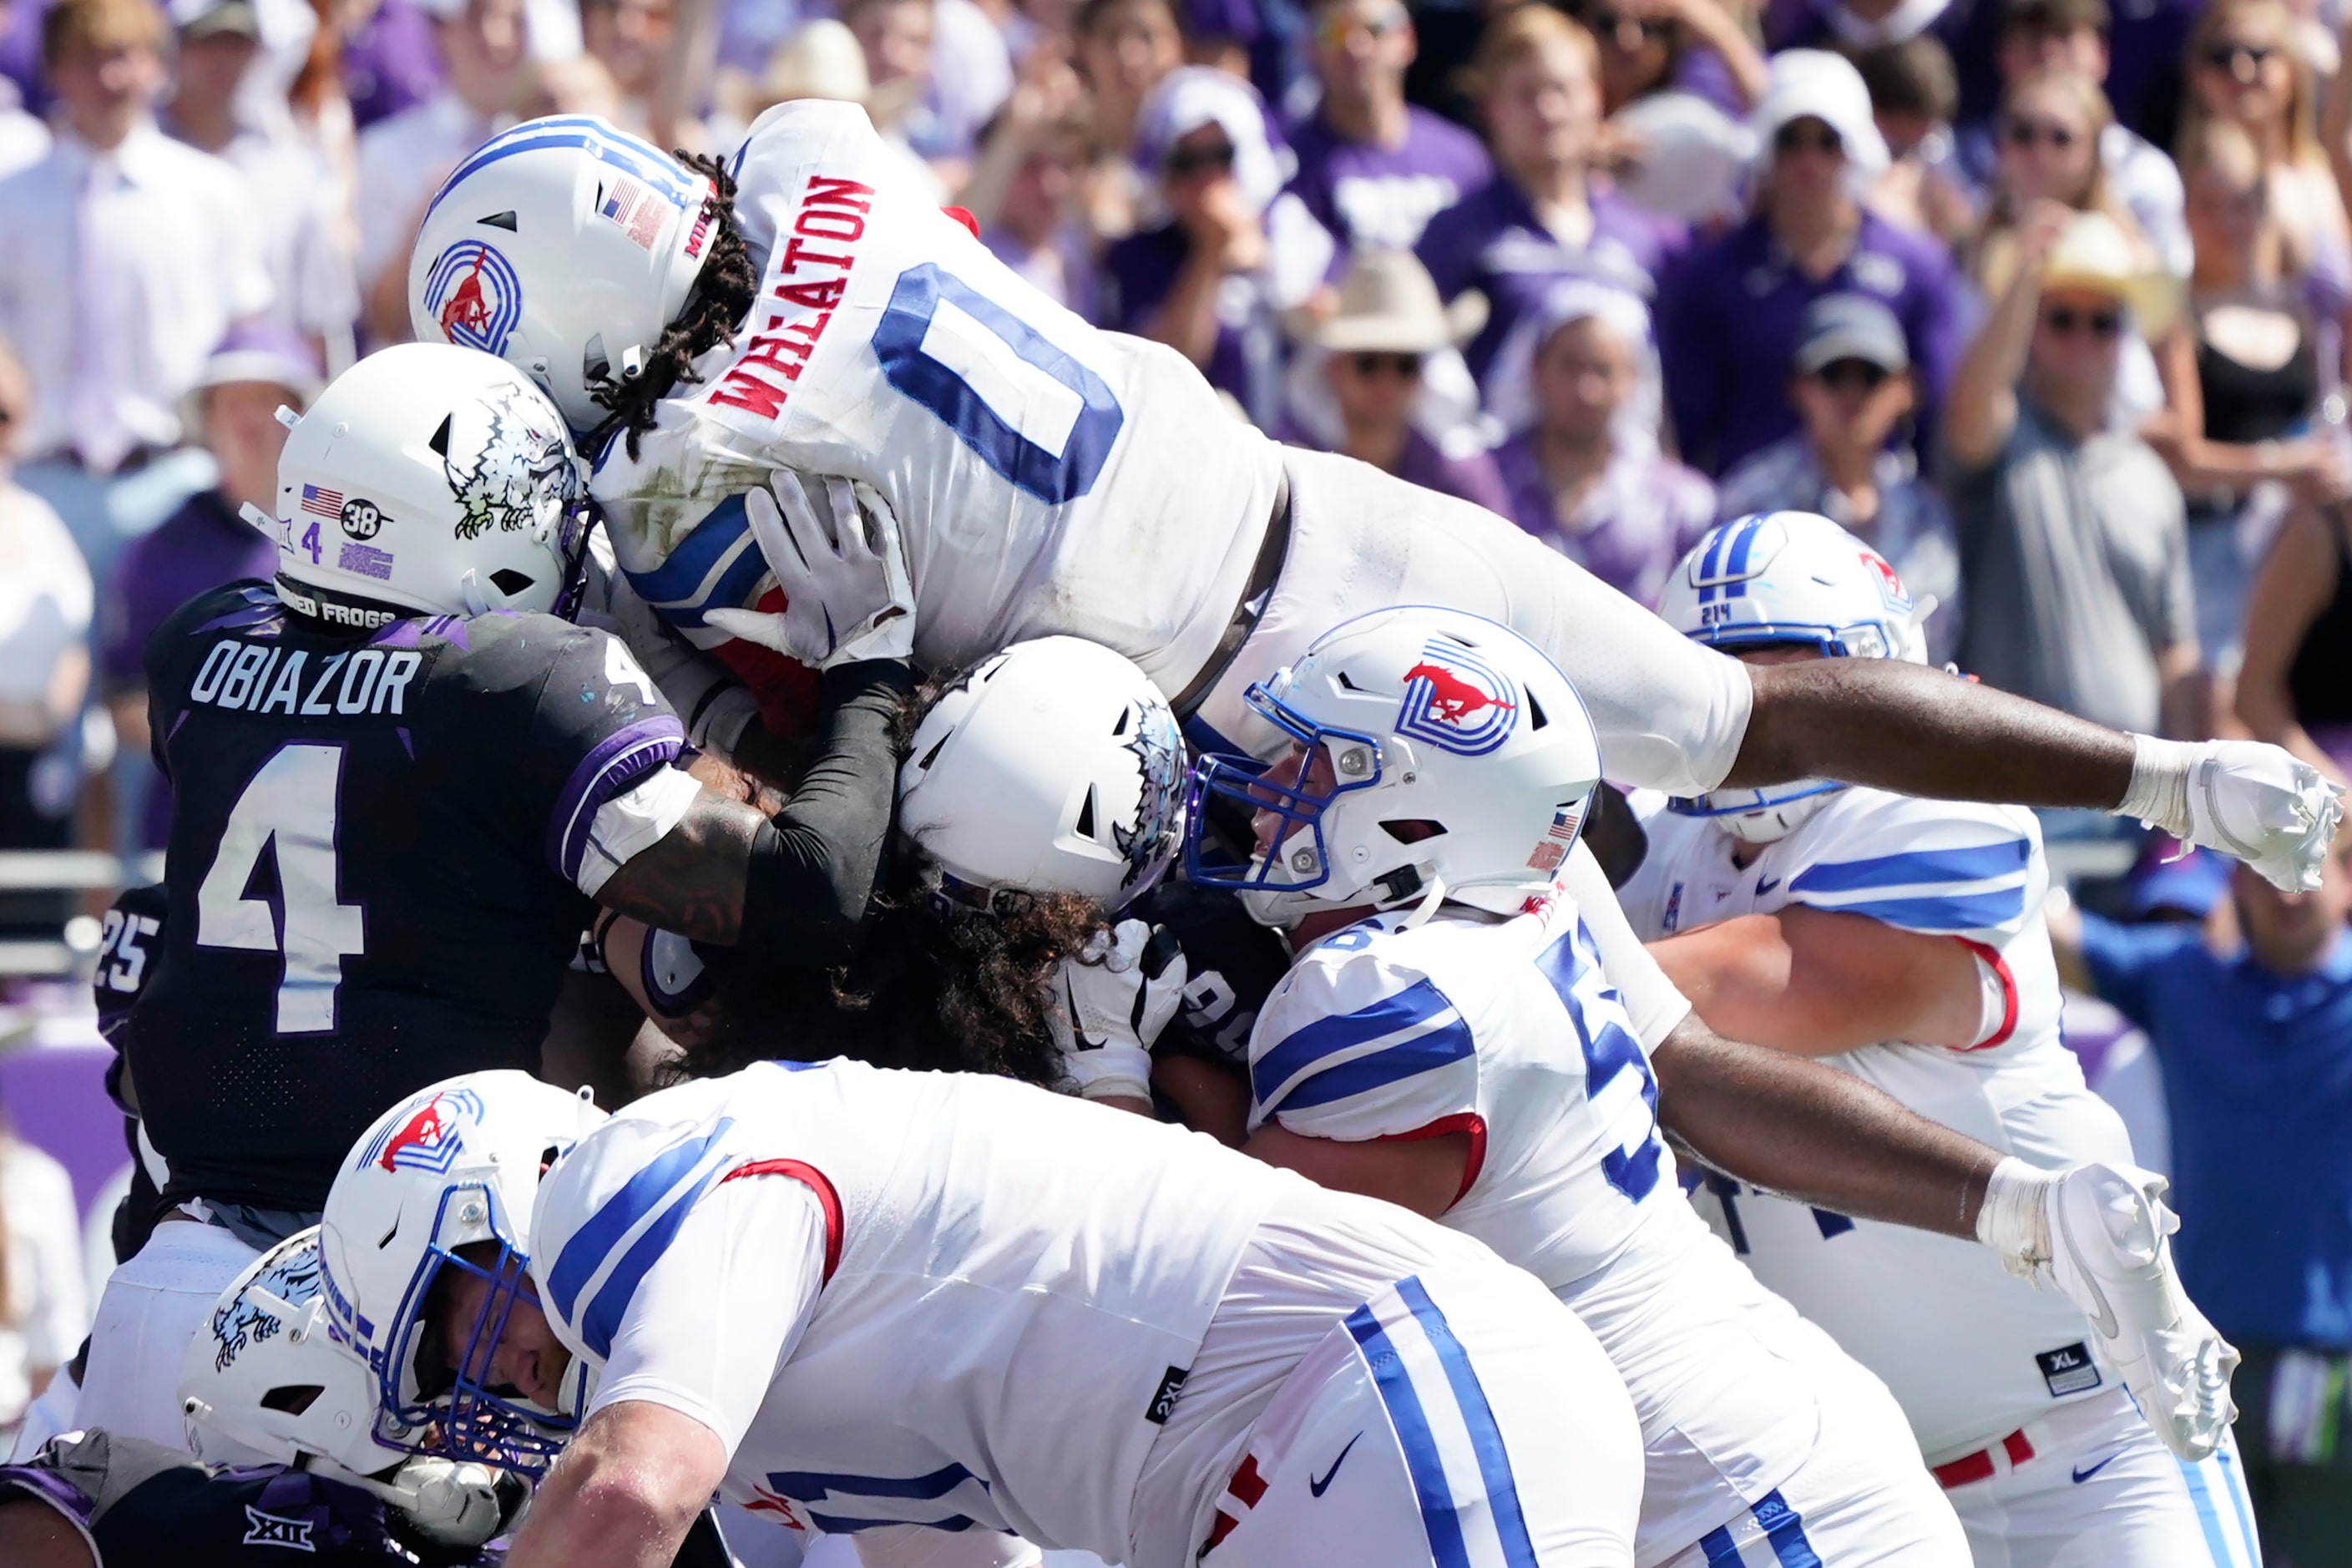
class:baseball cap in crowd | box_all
[190,322,326,411]
[1793,293,1911,377]
[2127,838,2231,920]
[1749,50,1890,176]
[1310,250,1485,356]
[171,0,260,40]
[2040,210,2180,338]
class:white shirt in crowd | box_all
[2104,123,2192,281]
[0,483,92,751]
[0,1138,89,1434]
[0,120,271,468]
[175,109,361,344]
[0,78,47,182]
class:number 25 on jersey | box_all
[195,743,366,1034]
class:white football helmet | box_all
[263,344,593,630]
[899,638,1188,913]
[407,116,717,432]
[180,1227,401,1478]
[318,1071,608,1474]
[1657,512,1928,843]
[1186,607,1603,926]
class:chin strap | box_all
[1397,871,1449,930]
[458,570,492,617]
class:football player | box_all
[1167,606,2230,1566]
[406,108,2340,894]
[313,1065,1649,1568]
[73,345,912,1461]
[1617,514,2259,1568]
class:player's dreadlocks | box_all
[589,150,761,463]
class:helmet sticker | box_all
[357,1086,484,1175]
[340,497,387,540]
[1113,700,1186,892]
[210,1245,321,1373]
[444,385,575,540]
[1397,640,1519,756]
[423,240,525,357]
[597,175,670,251]
[1862,549,1912,612]
[299,483,343,521]
[338,541,396,580]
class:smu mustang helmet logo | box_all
[1861,549,1912,613]
[1398,640,1518,756]
[422,240,524,357]
[358,1087,485,1174]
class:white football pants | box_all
[1933,1388,2262,1568]
[1201,1264,1644,1568]
[73,1216,261,1456]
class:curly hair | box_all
[588,150,763,463]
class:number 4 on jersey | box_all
[195,743,366,1034]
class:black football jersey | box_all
[133,582,688,1210]
[1135,880,1292,1066]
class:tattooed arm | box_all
[598,660,913,964]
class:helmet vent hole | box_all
[1076,786,1099,841]
[1380,819,1446,845]
[490,569,535,597]
[1526,691,1549,730]
[1335,671,1363,691]
[1111,706,1130,736]
[478,210,519,231]
[427,415,453,458]
[262,1384,325,1415]
[917,735,948,771]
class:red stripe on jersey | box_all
[1950,937,2018,1050]
[721,1158,843,1281]
[1378,1113,1488,1206]
[1228,1454,1267,1508]
[1205,1510,1240,1552]
[941,205,980,238]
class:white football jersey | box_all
[1619,787,2136,1458]
[529,1060,1282,1565]
[589,101,1285,694]
[1245,894,1843,1561]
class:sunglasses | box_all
[2000,115,2080,149]
[1590,9,1672,40]
[1344,351,1424,377]
[1164,139,1237,177]
[2041,306,2122,338]
[2200,41,2276,71]
[1314,5,1408,49]
[1773,122,1843,157]
[1813,358,1890,392]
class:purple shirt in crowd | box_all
[1277,422,1514,514]
[100,490,279,848]
[1656,210,1975,478]
[1416,177,1688,382]
[1285,106,1493,256]
[1493,432,1717,609]
[341,0,448,131]
[1100,222,1282,423]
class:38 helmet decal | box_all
[1397,639,1520,756]
[423,240,524,357]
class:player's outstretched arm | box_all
[599,659,913,960]
[1730,658,2344,891]
[503,1401,727,1568]
[1650,1018,1997,1238]
[1647,906,1990,1055]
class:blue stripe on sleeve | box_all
[1397,1277,1539,1568]
[2180,1458,2238,1568]
[1697,1525,1743,1565]
[577,1153,732,1358]
[623,493,763,617]
[544,1118,735,1330]
[1272,1017,1477,1114]
[1346,1300,1474,1568]
[1823,885,2028,933]
[1251,978,1456,1107]
[1751,1490,1823,1568]
[1788,839,2029,894]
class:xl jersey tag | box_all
[2036,1342,2102,1398]
[1146,1365,1190,1424]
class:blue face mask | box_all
[1183,680,1387,898]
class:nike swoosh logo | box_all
[2058,1206,2122,1342]
[1310,1434,1363,1497]
[1757,876,1781,893]
[2071,1453,2122,1484]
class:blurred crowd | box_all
[3,0,2352,1552]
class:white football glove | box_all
[1046,919,1187,1104]
[703,472,915,668]
[377,1455,528,1548]
[1978,1159,2238,1460]
[2120,736,2344,893]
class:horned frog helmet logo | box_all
[210,1237,324,1374]
[439,382,578,542]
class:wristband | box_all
[1975,1155,2060,1274]
[2115,733,2196,839]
